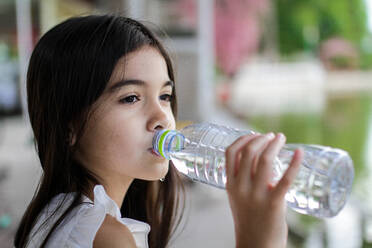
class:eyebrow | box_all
[108,79,174,93]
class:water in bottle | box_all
[152,122,354,218]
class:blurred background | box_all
[1,0,372,247]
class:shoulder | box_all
[93,214,137,248]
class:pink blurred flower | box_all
[319,37,359,70]
[173,0,268,76]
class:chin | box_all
[157,163,169,179]
[144,161,169,181]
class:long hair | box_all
[14,15,185,248]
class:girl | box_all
[14,15,303,248]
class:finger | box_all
[272,148,303,200]
[237,133,275,188]
[253,133,286,193]
[225,134,259,185]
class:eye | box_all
[160,94,173,102]
[119,95,140,104]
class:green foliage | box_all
[360,51,372,70]
[275,0,370,68]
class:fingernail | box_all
[266,132,275,139]
[278,133,285,140]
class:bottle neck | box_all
[153,129,185,159]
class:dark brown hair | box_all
[14,15,185,248]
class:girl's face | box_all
[75,46,176,183]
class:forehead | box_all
[108,46,170,86]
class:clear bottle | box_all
[152,122,354,218]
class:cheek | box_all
[114,130,139,158]
[79,111,139,161]
[99,118,141,159]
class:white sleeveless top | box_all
[26,185,150,248]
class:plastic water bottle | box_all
[152,122,354,218]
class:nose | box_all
[146,102,172,132]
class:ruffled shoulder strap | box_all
[91,185,122,218]
[65,185,122,246]
[69,185,150,248]
[27,185,150,248]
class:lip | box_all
[148,148,162,158]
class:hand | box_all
[225,133,303,248]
